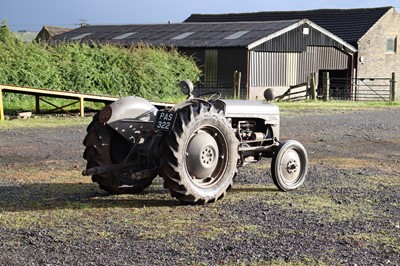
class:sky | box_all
[1,0,400,32]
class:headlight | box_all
[180,80,194,96]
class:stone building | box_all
[357,9,400,79]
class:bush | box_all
[0,26,201,102]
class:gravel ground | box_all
[0,108,399,265]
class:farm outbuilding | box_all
[185,6,400,100]
[53,19,356,99]
[36,26,72,42]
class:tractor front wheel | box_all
[271,140,308,191]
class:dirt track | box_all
[0,108,399,265]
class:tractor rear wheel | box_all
[160,102,239,204]
[83,114,157,194]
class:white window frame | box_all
[386,36,397,54]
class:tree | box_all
[0,20,13,43]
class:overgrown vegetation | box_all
[0,24,201,105]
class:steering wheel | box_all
[197,91,222,101]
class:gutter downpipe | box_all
[247,49,250,100]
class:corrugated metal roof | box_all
[43,26,73,37]
[184,6,393,46]
[51,19,356,52]
[52,20,303,48]
[112,32,137,40]
[70,33,93,40]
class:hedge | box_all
[0,25,201,102]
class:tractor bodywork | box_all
[83,83,308,203]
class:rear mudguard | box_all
[101,96,158,143]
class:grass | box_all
[0,116,92,129]
[276,100,400,115]
[276,100,400,109]
[343,231,400,253]
[0,181,393,264]
[0,173,263,241]
[227,181,379,223]
[2,93,106,114]
[0,161,399,264]
[2,99,399,129]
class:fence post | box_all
[309,72,317,100]
[0,88,4,121]
[233,71,241,99]
[322,72,330,102]
[390,72,396,101]
[80,97,85,118]
[35,95,41,114]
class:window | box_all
[205,49,218,86]
[386,36,397,53]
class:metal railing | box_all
[194,75,247,99]
[329,77,393,101]
[189,72,395,102]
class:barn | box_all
[36,26,72,42]
[185,6,400,100]
[53,19,356,100]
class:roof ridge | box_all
[188,6,393,17]
[184,6,394,44]
[81,19,306,28]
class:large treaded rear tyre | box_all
[160,102,239,204]
[83,114,156,194]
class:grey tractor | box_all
[83,80,308,204]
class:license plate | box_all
[155,110,177,132]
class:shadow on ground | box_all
[0,182,182,212]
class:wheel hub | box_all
[202,146,215,166]
[281,150,301,182]
[186,130,219,179]
[286,159,298,174]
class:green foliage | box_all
[0,22,12,42]
[0,26,201,103]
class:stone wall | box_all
[357,8,400,101]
